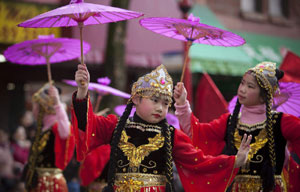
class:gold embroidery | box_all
[118,130,164,169]
[37,131,51,152]
[115,173,166,192]
[234,127,267,161]
[232,175,285,192]
[234,126,268,172]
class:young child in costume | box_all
[23,83,75,192]
[174,61,300,192]
[72,64,252,192]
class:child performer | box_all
[23,83,75,192]
[72,64,252,192]
[174,62,300,192]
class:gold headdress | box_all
[131,64,173,100]
[32,82,55,114]
[247,61,279,95]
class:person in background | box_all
[174,61,300,192]
[11,126,30,168]
[23,83,75,192]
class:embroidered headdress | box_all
[247,61,279,96]
[32,82,55,114]
[131,64,173,99]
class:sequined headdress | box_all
[247,61,279,96]
[32,82,55,114]
[131,64,173,99]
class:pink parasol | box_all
[273,82,300,117]
[140,13,245,81]
[228,82,300,117]
[63,79,130,99]
[18,0,144,68]
[114,105,180,129]
[4,34,90,84]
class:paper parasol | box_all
[18,0,144,67]
[114,105,180,129]
[228,82,300,117]
[140,13,245,81]
[4,34,90,84]
[273,82,300,117]
[63,79,130,99]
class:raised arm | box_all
[48,85,70,139]
[173,82,192,137]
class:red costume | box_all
[24,123,75,192]
[71,96,240,192]
[24,84,75,192]
[189,112,300,191]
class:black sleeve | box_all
[72,91,88,131]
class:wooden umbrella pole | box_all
[94,94,103,113]
[79,22,84,65]
[78,22,85,85]
[46,57,52,85]
[180,40,192,82]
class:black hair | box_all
[224,98,241,155]
[275,69,284,80]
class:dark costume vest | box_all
[224,112,286,191]
[115,114,175,175]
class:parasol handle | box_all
[94,95,103,113]
[78,22,86,86]
[46,57,53,85]
[180,41,192,82]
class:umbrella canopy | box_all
[18,0,144,28]
[139,13,245,81]
[228,82,300,117]
[63,79,130,99]
[4,34,90,65]
[114,105,180,129]
[140,14,245,47]
[273,82,300,117]
[18,0,144,68]
[4,34,90,83]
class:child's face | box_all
[237,73,264,106]
[133,94,170,124]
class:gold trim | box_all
[126,120,162,133]
[232,175,286,192]
[63,124,71,168]
[114,173,166,192]
[237,118,266,132]
[36,167,62,176]
[224,160,236,192]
